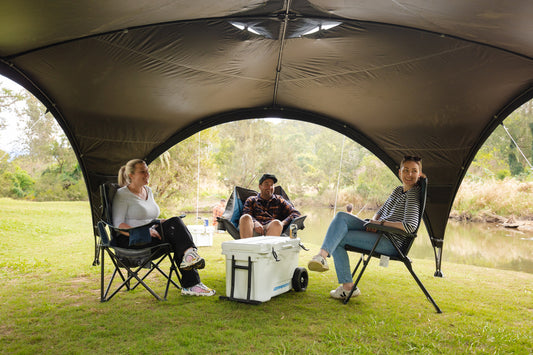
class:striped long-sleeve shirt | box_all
[377,185,421,233]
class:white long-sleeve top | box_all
[112,185,160,228]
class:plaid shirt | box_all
[242,193,301,226]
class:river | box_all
[185,207,533,274]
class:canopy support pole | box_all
[196,132,201,221]
[333,135,346,215]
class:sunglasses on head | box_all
[404,155,422,162]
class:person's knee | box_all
[240,214,252,224]
[270,220,283,229]
[239,214,254,238]
[266,219,283,236]
[166,216,181,224]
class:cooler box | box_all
[187,225,214,247]
[221,236,302,303]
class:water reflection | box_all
[185,207,533,274]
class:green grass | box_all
[0,198,531,354]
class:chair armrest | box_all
[102,219,160,234]
[290,215,307,230]
[98,219,161,247]
[363,221,415,238]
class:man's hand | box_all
[253,221,264,235]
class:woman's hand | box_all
[365,219,382,232]
[150,227,161,240]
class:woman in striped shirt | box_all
[308,156,424,300]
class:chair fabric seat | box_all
[112,244,171,268]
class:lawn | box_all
[0,198,531,354]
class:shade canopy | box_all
[1,1,533,271]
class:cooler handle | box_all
[271,247,280,262]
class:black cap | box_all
[259,173,278,184]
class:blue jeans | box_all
[321,212,387,284]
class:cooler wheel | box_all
[292,267,308,292]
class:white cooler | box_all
[221,236,307,303]
[186,225,214,247]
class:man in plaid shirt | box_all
[239,173,301,238]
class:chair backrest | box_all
[221,185,296,229]
[99,182,121,243]
[100,182,120,223]
[220,186,256,228]
[412,176,428,235]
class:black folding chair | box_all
[344,177,442,313]
[96,182,181,302]
[217,185,307,239]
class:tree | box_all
[19,95,59,161]
[0,84,25,130]
[214,119,274,188]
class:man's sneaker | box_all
[308,254,329,272]
[179,248,205,270]
[181,282,216,296]
[329,285,361,300]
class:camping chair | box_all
[217,185,307,239]
[96,182,181,302]
[343,177,442,313]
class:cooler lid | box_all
[221,236,300,254]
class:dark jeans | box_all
[116,216,201,288]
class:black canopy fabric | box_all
[1,1,532,273]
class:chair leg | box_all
[101,246,181,302]
[344,234,385,304]
[163,257,181,299]
[351,255,364,278]
[344,253,372,304]
[100,246,105,302]
[123,264,164,301]
[403,259,442,313]
[104,253,164,302]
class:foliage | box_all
[0,165,35,198]
[0,83,25,130]
[355,155,398,206]
[452,177,533,220]
[472,102,533,179]
[0,86,86,201]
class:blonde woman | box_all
[112,159,215,296]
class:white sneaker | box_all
[179,248,205,270]
[329,285,361,300]
[308,254,329,272]
[181,282,216,296]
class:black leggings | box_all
[119,216,201,288]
